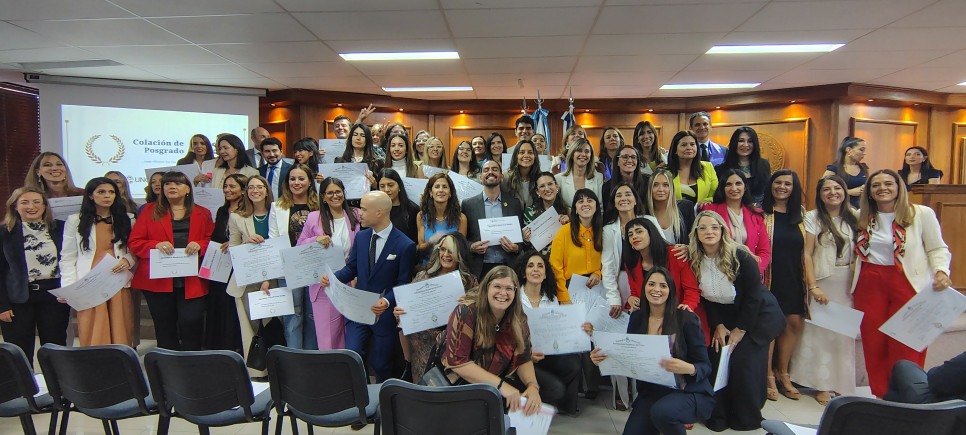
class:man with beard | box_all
[461,160,524,278]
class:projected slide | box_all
[62,105,248,199]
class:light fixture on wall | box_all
[868,99,874,102]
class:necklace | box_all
[253,214,268,223]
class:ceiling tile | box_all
[802,50,950,70]
[0,22,65,51]
[11,18,186,46]
[583,33,726,55]
[457,36,585,58]
[888,0,966,28]
[0,47,105,63]
[32,65,165,81]
[687,53,821,72]
[445,7,597,38]
[667,69,785,83]
[568,71,675,87]
[0,0,133,20]
[914,50,966,69]
[841,27,966,52]
[473,85,566,99]
[441,0,601,8]
[146,63,263,80]
[716,29,873,45]
[201,42,340,63]
[764,68,895,85]
[739,0,936,32]
[568,85,662,98]
[150,14,316,44]
[109,0,283,16]
[469,73,571,87]
[292,11,449,41]
[274,76,381,91]
[593,3,767,34]
[278,0,439,12]
[463,57,577,74]
[175,77,283,89]
[370,74,472,87]
[79,45,231,65]
[240,61,360,78]
[326,39,456,53]
[868,67,966,90]
[351,59,466,77]
[574,55,697,73]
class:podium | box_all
[908,184,965,291]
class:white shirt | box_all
[699,257,736,304]
[869,211,896,266]
[521,291,559,308]
[266,163,281,196]
[331,216,351,257]
[391,158,408,173]
[372,223,394,261]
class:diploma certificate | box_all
[448,171,484,203]
[50,255,131,311]
[567,274,609,314]
[587,305,630,334]
[192,187,225,214]
[523,208,563,251]
[318,163,370,199]
[525,304,591,355]
[317,139,346,165]
[401,177,428,203]
[713,344,732,392]
[324,266,380,325]
[508,397,555,435]
[149,249,199,279]
[421,165,447,177]
[478,216,523,246]
[279,242,346,289]
[48,196,83,221]
[228,237,289,286]
[806,300,864,338]
[593,331,677,388]
[247,287,295,320]
[394,271,465,335]
[144,164,201,184]
[879,287,966,352]
[198,241,232,283]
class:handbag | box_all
[247,318,285,370]
[419,343,454,387]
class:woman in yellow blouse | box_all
[667,130,717,205]
[549,188,604,303]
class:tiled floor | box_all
[2,339,854,435]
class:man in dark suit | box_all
[461,160,524,278]
[320,191,416,381]
[246,126,270,168]
[885,351,966,403]
[257,138,291,198]
[690,111,727,166]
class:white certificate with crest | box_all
[523,208,563,251]
[394,271,465,335]
[593,331,677,388]
[279,242,346,289]
[317,139,346,165]
[318,163,370,199]
[149,249,198,279]
[48,196,83,221]
[525,304,591,355]
[192,187,225,214]
[49,255,132,311]
[879,287,966,352]
[448,171,484,203]
[247,287,295,320]
[324,265,381,325]
[228,237,289,286]
[478,216,523,246]
[198,241,232,283]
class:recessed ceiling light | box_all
[585,109,590,112]
[868,99,874,102]
[383,86,473,92]
[459,110,464,113]
[715,106,721,109]
[399,108,404,111]
[959,81,966,86]
[660,83,760,90]
[337,103,342,107]
[790,100,796,103]
[707,44,845,54]
[648,109,654,112]
[340,51,459,61]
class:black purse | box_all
[247,318,285,370]
[419,342,455,387]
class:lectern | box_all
[908,184,965,291]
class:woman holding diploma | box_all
[451,141,480,181]
[554,138,603,206]
[502,140,542,207]
[268,163,321,349]
[522,172,569,255]
[416,173,467,259]
[378,169,419,243]
[383,133,425,179]
[853,169,951,398]
[601,183,644,316]
[129,171,214,351]
[441,266,543,416]
[203,173,247,352]
[688,210,782,431]
[588,267,714,435]
[644,169,694,245]
[549,188,604,303]
[297,177,361,350]
[622,217,700,313]
[790,175,860,404]
[394,233,478,384]
[0,187,67,365]
[336,123,384,178]
[60,177,136,347]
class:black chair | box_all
[0,343,59,435]
[36,343,157,435]
[266,347,380,435]
[144,348,273,435]
[379,379,512,435]
[762,396,966,435]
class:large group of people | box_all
[0,109,955,434]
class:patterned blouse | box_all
[442,302,532,378]
[22,222,59,282]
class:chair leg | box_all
[157,416,171,435]
[48,410,59,435]
[19,414,37,435]
[274,413,284,435]
[101,419,112,435]
[198,425,210,435]
[261,419,270,435]
[372,420,380,435]
[290,414,300,435]
[111,419,120,435]
[306,422,314,435]
[58,410,70,435]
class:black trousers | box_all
[534,353,582,414]
[0,287,70,366]
[142,285,205,351]
[706,338,769,431]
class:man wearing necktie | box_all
[247,127,271,168]
[319,191,416,381]
[689,111,727,167]
[257,138,291,198]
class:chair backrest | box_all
[266,347,370,422]
[818,396,966,435]
[36,344,151,412]
[143,348,256,420]
[0,343,42,411]
[379,379,509,435]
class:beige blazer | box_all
[225,212,269,298]
[555,171,604,208]
[59,213,138,287]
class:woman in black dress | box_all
[203,173,247,352]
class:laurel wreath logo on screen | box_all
[85,135,125,164]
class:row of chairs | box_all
[0,343,513,435]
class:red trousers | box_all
[853,262,927,397]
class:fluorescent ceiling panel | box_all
[707,44,845,54]
[660,83,760,90]
[339,51,459,61]
[383,86,473,92]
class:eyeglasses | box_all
[247,185,267,191]
[324,190,344,197]
[618,154,638,160]
[696,225,723,232]
[490,283,517,293]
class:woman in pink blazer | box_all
[700,170,771,276]
[296,177,362,349]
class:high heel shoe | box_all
[777,373,801,400]
[766,375,779,401]
[816,390,831,406]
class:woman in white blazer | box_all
[851,169,951,398]
[196,133,258,188]
[59,178,137,347]
[266,163,321,349]
[555,138,604,206]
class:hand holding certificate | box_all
[508,397,555,435]
[48,197,83,221]
[593,331,677,388]
[324,266,380,325]
[279,242,346,289]
[198,241,232,283]
[525,304,591,355]
[149,249,199,279]
[587,305,630,334]
[228,237,289,286]
[394,271,465,335]
[317,139,346,164]
[50,255,131,311]
[806,300,864,338]
[523,208,562,251]
[567,274,608,313]
[318,163,369,199]
[247,287,295,320]
[448,171,483,203]
[713,344,732,392]
[478,216,523,246]
[879,286,966,352]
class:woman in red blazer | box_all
[700,170,771,276]
[129,171,213,350]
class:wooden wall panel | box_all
[850,117,918,174]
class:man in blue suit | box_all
[257,138,292,199]
[320,191,416,381]
[690,111,727,166]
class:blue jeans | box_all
[279,285,317,350]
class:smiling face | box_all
[643,272,670,308]
[489,136,504,156]
[437,238,459,270]
[323,182,345,209]
[456,142,473,163]
[389,136,408,161]
[626,223,651,252]
[426,138,444,160]
[350,126,367,150]
[471,137,486,158]
[218,140,237,161]
[414,133,429,155]
[575,195,597,221]
[516,143,536,169]
[617,148,638,174]
[287,168,309,196]
[567,128,586,145]
[37,155,67,182]
[261,144,282,165]
[676,136,697,160]
[516,123,534,141]
[736,132,754,157]
[904,148,925,166]
[487,276,516,314]
[820,179,845,209]
[223,177,243,202]
[650,173,671,202]
[535,175,558,202]
[690,115,711,142]
[247,178,268,204]
[16,192,46,223]
[696,216,723,250]
[90,183,116,211]
[333,119,351,139]
[724,174,745,202]
[572,143,592,168]
[294,148,312,164]
[531,134,547,154]
[378,178,400,202]
[480,161,503,187]
[869,172,898,205]
[638,127,655,149]
[431,178,451,204]
[524,255,546,286]
[771,174,793,201]
[192,136,209,157]
[613,185,636,213]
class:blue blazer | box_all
[627,308,713,396]
[258,160,293,198]
[334,226,416,307]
